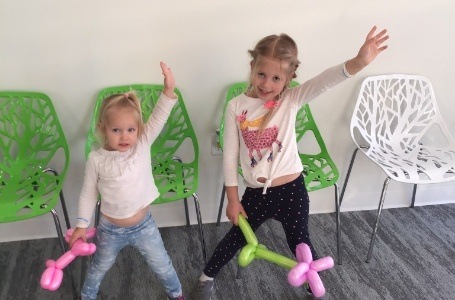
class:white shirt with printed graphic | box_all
[223,62,352,193]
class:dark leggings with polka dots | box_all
[203,173,317,278]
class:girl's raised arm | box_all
[160,61,177,99]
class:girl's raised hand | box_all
[160,61,176,99]
[358,26,389,65]
[346,26,389,75]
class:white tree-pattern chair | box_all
[340,74,455,262]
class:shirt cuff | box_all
[342,61,355,78]
[76,217,90,228]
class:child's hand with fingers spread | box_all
[357,26,389,66]
[346,26,389,75]
[160,61,176,99]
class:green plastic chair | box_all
[0,91,76,295]
[85,84,207,263]
[215,82,342,265]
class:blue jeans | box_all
[81,212,182,300]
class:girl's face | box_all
[249,57,290,101]
[103,107,139,152]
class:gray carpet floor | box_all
[0,204,454,300]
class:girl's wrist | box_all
[345,56,367,76]
[227,197,240,204]
[163,88,176,99]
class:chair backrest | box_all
[350,74,455,183]
[85,85,199,203]
[0,91,69,222]
[218,82,339,192]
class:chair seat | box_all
[0,172,62,221]
[364,144,455,183]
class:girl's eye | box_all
[257,73,265,78]
[112,128,120,133]
[128,128,136,133]
[273,76,281,82]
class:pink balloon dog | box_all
[40,227,97,291]
[288,243,334,298]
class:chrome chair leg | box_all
[337,147,363,265]
[334,183,342,265]
[172,156,191,227]
[184,198,190,226]
[95,200,101,227]
[236,265,243,279]
[51,208,78,298]
[44,168,71,230]
[50,208,67,253]
[192,193,208,264]
[216,185,226,226]
[366,177,391,263]
[59,190,71,230]
[340,148,362,203]
[410,184,417,208]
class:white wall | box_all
[1,0,454,242]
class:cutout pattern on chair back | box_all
[351,75,455,182]
[86,85,199,204]
[295,104,339,191]
[0,92,69,222]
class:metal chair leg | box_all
[192,193,208,264]
[334,183,342,265]
[50,208,67,253]
[51,208,78,298]
[44,168,71,230]
[95,200,101,228]
[410,184,417,208]
[336,147,363,265]
[236,265,243,279]
[366,177,391,263]
[172,156,191,227]
[183,198,190,226]
[339,148,361,203]
[58,190,71,230]
[216,185,226,226]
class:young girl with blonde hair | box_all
[195,27,389,300]
[70,62,185,300]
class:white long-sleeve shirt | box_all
[223,62,352,193]
[76,93,177,228]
